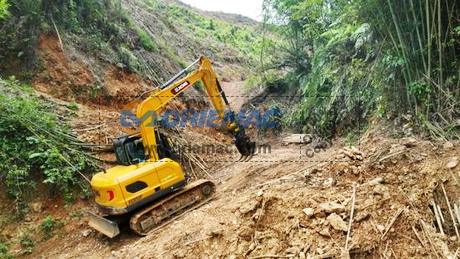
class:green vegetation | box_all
[39,216,65,240]
[19,234,35,254]
[0,0,271,86]
[0,0,9,20]
[135,27,157,52]
[262,0,460,139]
[0,78,95,203]
[0,240,13,259]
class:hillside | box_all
[0,0,264,100]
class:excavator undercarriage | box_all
[89,180,215,238]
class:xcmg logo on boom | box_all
[120,109,281,129]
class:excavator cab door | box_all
[114,135,146,165]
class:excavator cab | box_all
[113,133,177,166]
[114,135,146,165]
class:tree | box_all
[0,0,9,20]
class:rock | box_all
[82,229,92,237]
[341,146,364,160]
[210,229,223,237]
[340,248,351,259]
[450,236,457,241]
[354,211,370,222]
[323,178,335,187]
[403,138,417,148]
[443,142,454,149]
[31,202,44,213]
[351,166,359,175]
[368,177,383,186]
[239,199,260,214]
[285,247,299,254]
[389,144,406,154]
[316,248,324,255]
[238,226,253,241]
[299,252,306,259]
[377,225,386,232]
[327,213,348,231]
[318,202,345,213]
[303,208,314,218]
[446,158,459,169]
[319,227,330,237]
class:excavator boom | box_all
[137,56,253,160]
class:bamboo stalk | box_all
[441,182,460,241]
[345,185,356,250]
[420,219,441,259]
[437,0,442,91]
[381,208,403,240]
[454,204,460,227]
[426,0,431,80]
[409,0,427,74]
[437,205,445,223]
[432,201,444,235]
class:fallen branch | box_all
[412,226,427,249]
[381,208,403,240]
[312,254,335,259]
[437,204,445,223]
[378,150,405,163]
[345,185,356,250]
[50,15,65,53]
[256,166,312,187]
[73,124,106,132]
[449,170,459,185]
[454,204,460,227]
[184,236,211,246]
[432,201,444,235]
[441,182,460,241]
[420,219,441,259]
[249,255,295,259]
[453,248,459,259]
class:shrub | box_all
[0,79,95,202]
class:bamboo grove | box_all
[262,0,460,139]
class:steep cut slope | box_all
[1,0,265,101]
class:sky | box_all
[179,0,264,21]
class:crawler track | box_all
[129,180,215,235]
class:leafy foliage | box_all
[0,79,95,202]
[0,0,9,20]
[0,240,13,259]
[19,234,35,254]
[262,0,460,139]
[39,216,65,240]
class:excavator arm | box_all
[137,56,254,160]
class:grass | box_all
[39,216,66,241]
[0,240,13,259]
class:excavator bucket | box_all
[88,212,120,238]
[232,126,256,159]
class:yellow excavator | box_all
[89,57,254,238]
